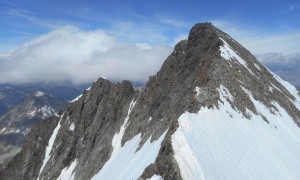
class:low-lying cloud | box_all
[0,26,172,84]
[257,53,300,87]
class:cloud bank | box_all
[257,53,300,87]
[212,20,300,55]
[0,26,172,84]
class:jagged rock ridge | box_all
[1,23,300,180]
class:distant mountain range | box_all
[0,83,89,116]
[0,91,68,169]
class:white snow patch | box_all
[270,82,283,94]
[35,91,45,97]
[148,117,153,122]
[57,159,78,180]
[254,63,261,70]
[111,100,136,155]
[37,114,64,180]
[219,84,233,101]
[269,85,274,92]
[40,105,55,118]
[71,94,82,103]
[100,76,107,80]
[28,110,36,116]
[147,174,163,180]
[172,84,300,180]
[0,127,6,133]
[195,87,201,97]
[219,38,255,76]
[91,131,167,180]
[69,123,75,131]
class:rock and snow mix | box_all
[91,100,167,180]
[219,38,255,76]
[71,94,82,103]
[57,160,78,180]
[40,105,55,118]
[37,114,63,179]
[172,84,300,180]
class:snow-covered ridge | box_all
[71,94,82,103]
[172,84,300,180]
[100,76,107,80]
[35,91,45,97]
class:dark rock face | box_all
[1,22,300,180]
[0,115,60,180]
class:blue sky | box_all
[0,0,299,86]
[1,0,299,51]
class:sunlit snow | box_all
[69,123,75,131]
[254,63,261,70]
[71,94,82,103]
[91,100,167,180]
[147,174,164,180]
[92,131,167,180]
[195,87,201,97]
[172,84,300,180]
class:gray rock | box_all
[1,22,300,180]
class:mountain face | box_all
[1,23,300,180]
[0,91,67,169]
[0,83,88,116]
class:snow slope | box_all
[92,131,167,180]
[91,100,167,180]
[172,85,300,180]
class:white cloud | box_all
[257,53,300,87]
[212,20,300,54]
[0,26,172,84]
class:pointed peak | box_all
[190,22,216,31]
[187,22,223,49]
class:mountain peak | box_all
[2,22,300,180]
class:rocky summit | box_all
[1,22,300,180]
